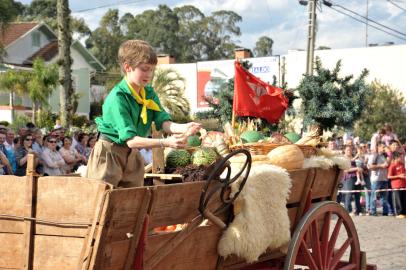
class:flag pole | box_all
[231,109,236,129]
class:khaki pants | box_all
[86,139,145,187]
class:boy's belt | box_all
[98,133,114,143]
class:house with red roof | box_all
[0,22,105,123]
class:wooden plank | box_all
[144,173,183,180]
[89,188,151,269]
[286,169,309,204]
[32,235,84,270]
[34,177,109,238]
[151,124,165,174]
[0,233,24,268]
[148,181,224,229]
[311,167,338,200]
[0,176,26,234]
[145,225,222,270]
[23,154,37,270]
[293,168,316,228]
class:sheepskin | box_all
[76,165,87,177]
[303,149,351,170]
[218,164,292,263]
[303,155,335,170]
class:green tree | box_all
[151,67,190,118]
[355,80,406,142]
[0,58,58,124]
[297,58,370,134]
[23,0,91,38]
[126,5,181,58]
[253,36,273,57]
[0,68,29,122]
[57,0,74,127]
[86,9,124,70]
[27,58,58,123]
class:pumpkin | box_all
[267,145,304,170]
[201,131,226,147]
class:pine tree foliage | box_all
[355,80,406,142]
[297,58,370,130]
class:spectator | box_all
[370,128,386,153]
[85,135,97,160]
[4,129,15,152]
[382,123,399,147]
[15,134,37,176]
[387,151,406,218]
[75,133,89,161]
[0,130,12,175]
[59,137,85,173]
[342,145,363,216]
[367,142,391,216]
[42,137,65,176]
[32,129,45,175]
[354,145,371,214]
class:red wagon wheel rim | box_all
[284,201,361,270]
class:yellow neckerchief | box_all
[125,77,161,124]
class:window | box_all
[32,32,40,47]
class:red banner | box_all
[233,61,288,123]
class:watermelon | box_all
[191,147,218,166]
[187,135,201,147]
[240,130,264,143]
[285,132,301,143]
[166,149,191,168]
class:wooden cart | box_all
[0,151,376,270]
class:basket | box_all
[229,142,317,158]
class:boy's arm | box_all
[161,121,201,136]
[126,134,187,149]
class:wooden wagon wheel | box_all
[198,149,252,228]
[284,201,361,270]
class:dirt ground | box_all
[340,215,406,270]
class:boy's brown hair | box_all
[118,40,157,74]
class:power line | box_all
[326,1,406,37]
[73,0,147,13]
[328,6,406,41]
[387,0,406,12]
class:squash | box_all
[267,144,304,170]
[201,131,226,147]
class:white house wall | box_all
[285,44,406,91]
[4,29,52,65]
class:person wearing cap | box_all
[86,40,200,188]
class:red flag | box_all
[233,61,288,123]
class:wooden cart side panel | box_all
[0,233,24,269]
[286,169,314,205]
[311,167,341,200]
[89,188,151,270]
[0,176,26,234]
[148,181,224,230]
[145,225,222,270]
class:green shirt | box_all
[96,79,171,145]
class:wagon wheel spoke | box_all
[310,219,323,268]
[326,217,343,265]
[321,211,332,269]
[299,239,319,270]
[329,237,353,270]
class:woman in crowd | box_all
[75,133,89,162]
[14,134,37,176]
[41,137,65,176]
[85,134,97,161]
[59,136,86,173]
[342,145,363,215]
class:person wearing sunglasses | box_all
[41,137,66,176]
[15,134,38,176]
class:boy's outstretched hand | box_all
[185,122,201,136]
[165,134,187,149]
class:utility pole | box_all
[306,0,317,75]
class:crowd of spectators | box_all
[0,122,96,177]
[334,124,406,219]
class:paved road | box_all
[347,216,406,270]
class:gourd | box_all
[240,130,264,143]
[201,131,226,147]
[267,145,304,170]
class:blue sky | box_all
[19,0,406,55]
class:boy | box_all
[387,151,406,218]
[86,40,200,187]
